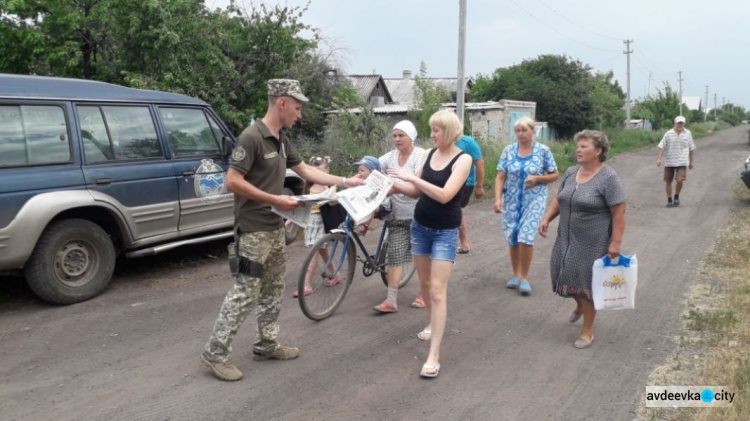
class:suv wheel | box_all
[24,219,116,304]
[282,187,299,245]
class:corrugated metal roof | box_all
[442,101,505,111]
[383,78,414,105]
[344,75,393,103]
[384,77,473,105]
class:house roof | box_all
[329,104,413,115]
[344,75,393,103]
[0,73,205,104]
[442,100,536,111]
[384,77,473,105]
[682,96,702,111]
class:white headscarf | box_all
[393,120,418,143]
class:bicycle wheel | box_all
[379,240,416,288]
[298,232,356,321]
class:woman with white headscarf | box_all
[373,120,426,313]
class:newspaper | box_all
[271,187,337,228]
[335,170,394,226]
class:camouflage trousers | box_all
[204,228,286,362]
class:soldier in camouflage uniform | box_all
[201,79,364,381]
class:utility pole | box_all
[714,93,717,117]
[704,85,709,122]
[677,71,684,115]
[623,40,633,127]
[455,0,467,126]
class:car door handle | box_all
[95,178,112,185]
[182,170,195,176]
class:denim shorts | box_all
[410,220,459,262]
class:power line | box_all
[593,52,624,70]
[507,0,621,53]
[533,0,622,41]
[635,46,672,75]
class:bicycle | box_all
[297,207,416,321]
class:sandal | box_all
[373,300,398,313]
[417,327,431,341]
[326,275,341,287]
[420,363,440,378]
[293,287,313,298]
[411,293,426,308]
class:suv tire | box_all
[24,219,116,304]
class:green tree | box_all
[473,54,624,137]
[409,62,451,140]
[0,0,345,140]
[321,106,389,169]
[590,71,625,130]
[631,84,681,130]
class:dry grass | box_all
[638,183,750,420]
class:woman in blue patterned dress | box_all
[494,117,559,296]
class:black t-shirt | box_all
[229,121,302,232]
[413,149,465,229]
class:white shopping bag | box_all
[592,254,638,310]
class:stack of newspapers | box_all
[272,170,394,227]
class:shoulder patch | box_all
[231,145,247,162]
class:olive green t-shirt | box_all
[229,121,302,232]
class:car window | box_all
[0,105,70,167]
[159,107,221,157]
[78,106,114,163]
[79,105,162,162]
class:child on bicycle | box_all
[291,156,340,297]
[351,155,387,236]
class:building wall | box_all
[468,109,505,141]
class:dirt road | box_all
[2,126,749,421]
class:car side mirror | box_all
[221,136,235,159]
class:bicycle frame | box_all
[327,213,389,278]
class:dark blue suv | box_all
[0,74,303,303]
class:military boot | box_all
[252,345,300,361]
[201,354,243,381]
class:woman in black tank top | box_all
[387,110,473,378]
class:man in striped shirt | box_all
[656,115,696,207]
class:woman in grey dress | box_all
[539,130,626,349]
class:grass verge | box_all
[638,182,750,420]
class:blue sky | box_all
[210,0,750,110]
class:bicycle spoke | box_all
[298,233,355,320]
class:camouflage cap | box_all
[267,79,309,103]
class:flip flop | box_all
[457,248,470,254]
[420,363,440,378]
[326,275,341,287]
[411,293,426,308]
[293,287,313,298]
[373,300,398,313]
[417,327,431,341]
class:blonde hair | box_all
[513,116,535,132]
[428,109,463,144]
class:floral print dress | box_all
[497,142,558,246]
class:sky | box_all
[209,0,750,110]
